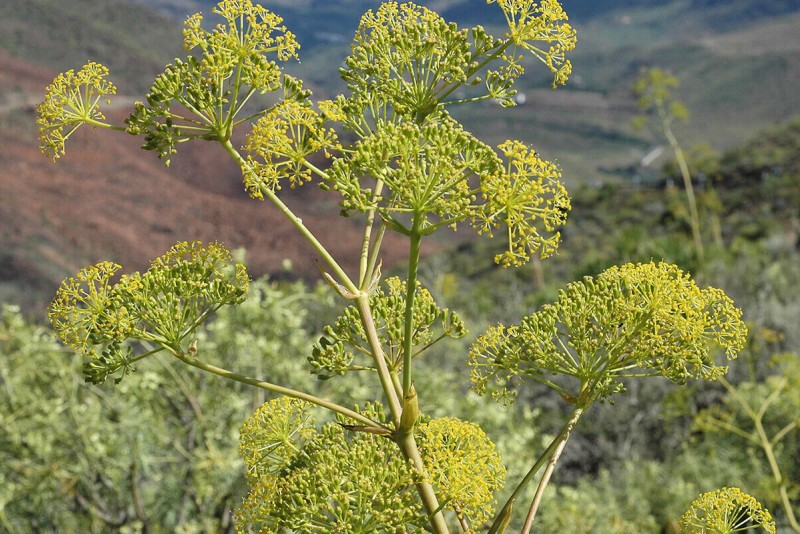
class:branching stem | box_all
[171,349,385,431]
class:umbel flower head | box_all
[416,417,506,528]
[327,111,570,265]
[243,99,339,199]
[341,1,477,119]
[36,62,117,161]
[469,262,747,404]
[680,487,776,534]
[236,399,425,533]
[338,1,576,126]
[309,277,466,379]
[49,241,249,384]
[490,0,578,87]
[125,0,305,165]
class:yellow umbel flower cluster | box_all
[469,262,747,404]
[244,100,339,198]
[476,139,571,266]
[36,62,117,161]
[489,0,577,87]
[681,487,776,534]
[48,242,249,384]
[236,399,424,532]
[417,417,506,529]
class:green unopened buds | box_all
[49,241,249,384]
[469,262,747,404]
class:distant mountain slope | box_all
[2,0,799,313]
[0,55,413,314]
[0,0,183,92]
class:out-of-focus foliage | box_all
[0,276,327,533]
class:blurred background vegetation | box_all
[0,0,798,532]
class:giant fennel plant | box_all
[38,1,759,531]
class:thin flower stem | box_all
[658,102,704,263]
[170,349,385,430]
[220,139,357,294]
[521,404,585,533]
[487,405,583,534]
[354,295,403,421]
[719,377,800,532]
[82,117,127,131]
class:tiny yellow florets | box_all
[417,417,506,529]
[469,262,748,403]
[476,139,570,267]
[680,487,776,534]
[36,61,117,161]
[244,100,339,197]
[48,242,249,384]
[488,0,577,87]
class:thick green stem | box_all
[396,430,451,534]
[171,350,385,431]
[402,217,423,396]
[355,295,449,534]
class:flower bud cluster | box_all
[469,262,747,404]
[235,399,425,532]
[309,277,466,379]
[48,242,249,384]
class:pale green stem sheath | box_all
[354,295,403,421]
[358,181,385,289]
[220,139,358,295]
[488,403,586,534]
[170,349,385,431]
[402,216,424,396]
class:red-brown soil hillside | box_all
[0,51,417,315]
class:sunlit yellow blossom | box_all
[244,99,339,197]
[309,277,465,379]
[476,139,570,266]
[127,0,303,165]
[681,487,776,534]
[417,417,506,528]
[36,62,117,160]
[488,0,577,87]
[470,262,747,404]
